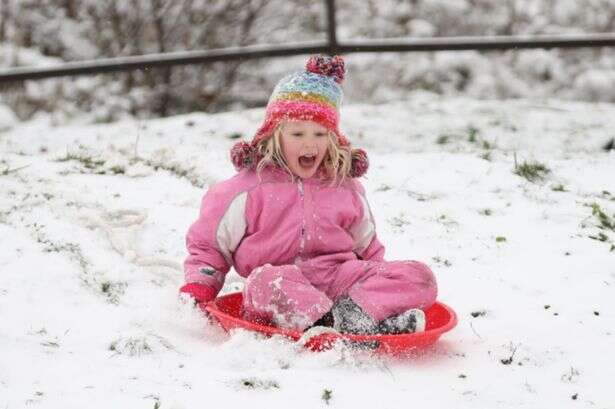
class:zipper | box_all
[297,179,306,259]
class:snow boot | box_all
[378,308,426,335]
[312,310,334,328]
[331,296,379,335]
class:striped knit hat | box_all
[230,55,368,178]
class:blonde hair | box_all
[255,124,353,186]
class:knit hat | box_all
[230,54,368,178]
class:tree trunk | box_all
[0,0,9,42]
[62,0,78,19]
[151,0,171,117]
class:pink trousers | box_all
[242,257,437,331]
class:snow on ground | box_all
[1,91,614,408]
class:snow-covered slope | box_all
[1,92,614,408]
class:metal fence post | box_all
[326,0,338,55]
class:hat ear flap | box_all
[349,148,369,178]
[230,141,258,171]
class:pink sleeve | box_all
[360,234,385,262]
[184,184,248,292]
[349,180,386,262]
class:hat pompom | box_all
[306,55,346,84]
[349,148,369,178]
[230,141,258,171]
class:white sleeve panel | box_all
[349,192,376,255]
[216,191,248,265]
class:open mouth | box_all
[298,154,316,169]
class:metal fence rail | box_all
[1,0,615,84]
[341,33,615,52]
[0,42,330,83]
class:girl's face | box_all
[279,120,330,179]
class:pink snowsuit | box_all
[184,166,437,331]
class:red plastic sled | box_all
[202,292,457,356]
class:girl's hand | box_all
[179,282,217,305]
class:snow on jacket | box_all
[184,165,384,295]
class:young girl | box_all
[180,55,437,335]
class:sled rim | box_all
[203,292,457,344]
[202,296,303,340]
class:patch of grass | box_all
[239,377,280,390]
[501,356,513,365]
[436,214,459,228]
[479,208,492,216]
[56,151,106,171]
[388,213,411,230]
[436,135,449,145]
[482,140,491,150]
[480,151,492,161]
[513,156,550,183]
[496,236,507,243]
[405,190,435,202]
[561,366,581,383]
[551,184,567,192]
[41,241,75,253]
[109,337,153,356]
[109,165,125,174]
[500,343,518,365]
[590,203,614,231]
[589,232,609,242]
[99,280,127,304]
[101,281,111,293]
[467,125,479,143]
[322,389,333,405]
[583,203,615,250]
[1,164,30,176]
[32,227,125,305]
[141,156,203,188]
[432,256,452,267]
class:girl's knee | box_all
[414,261,438,303]
[245,264,301,289]
[400,260,438,305]
[409,261,437,286]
